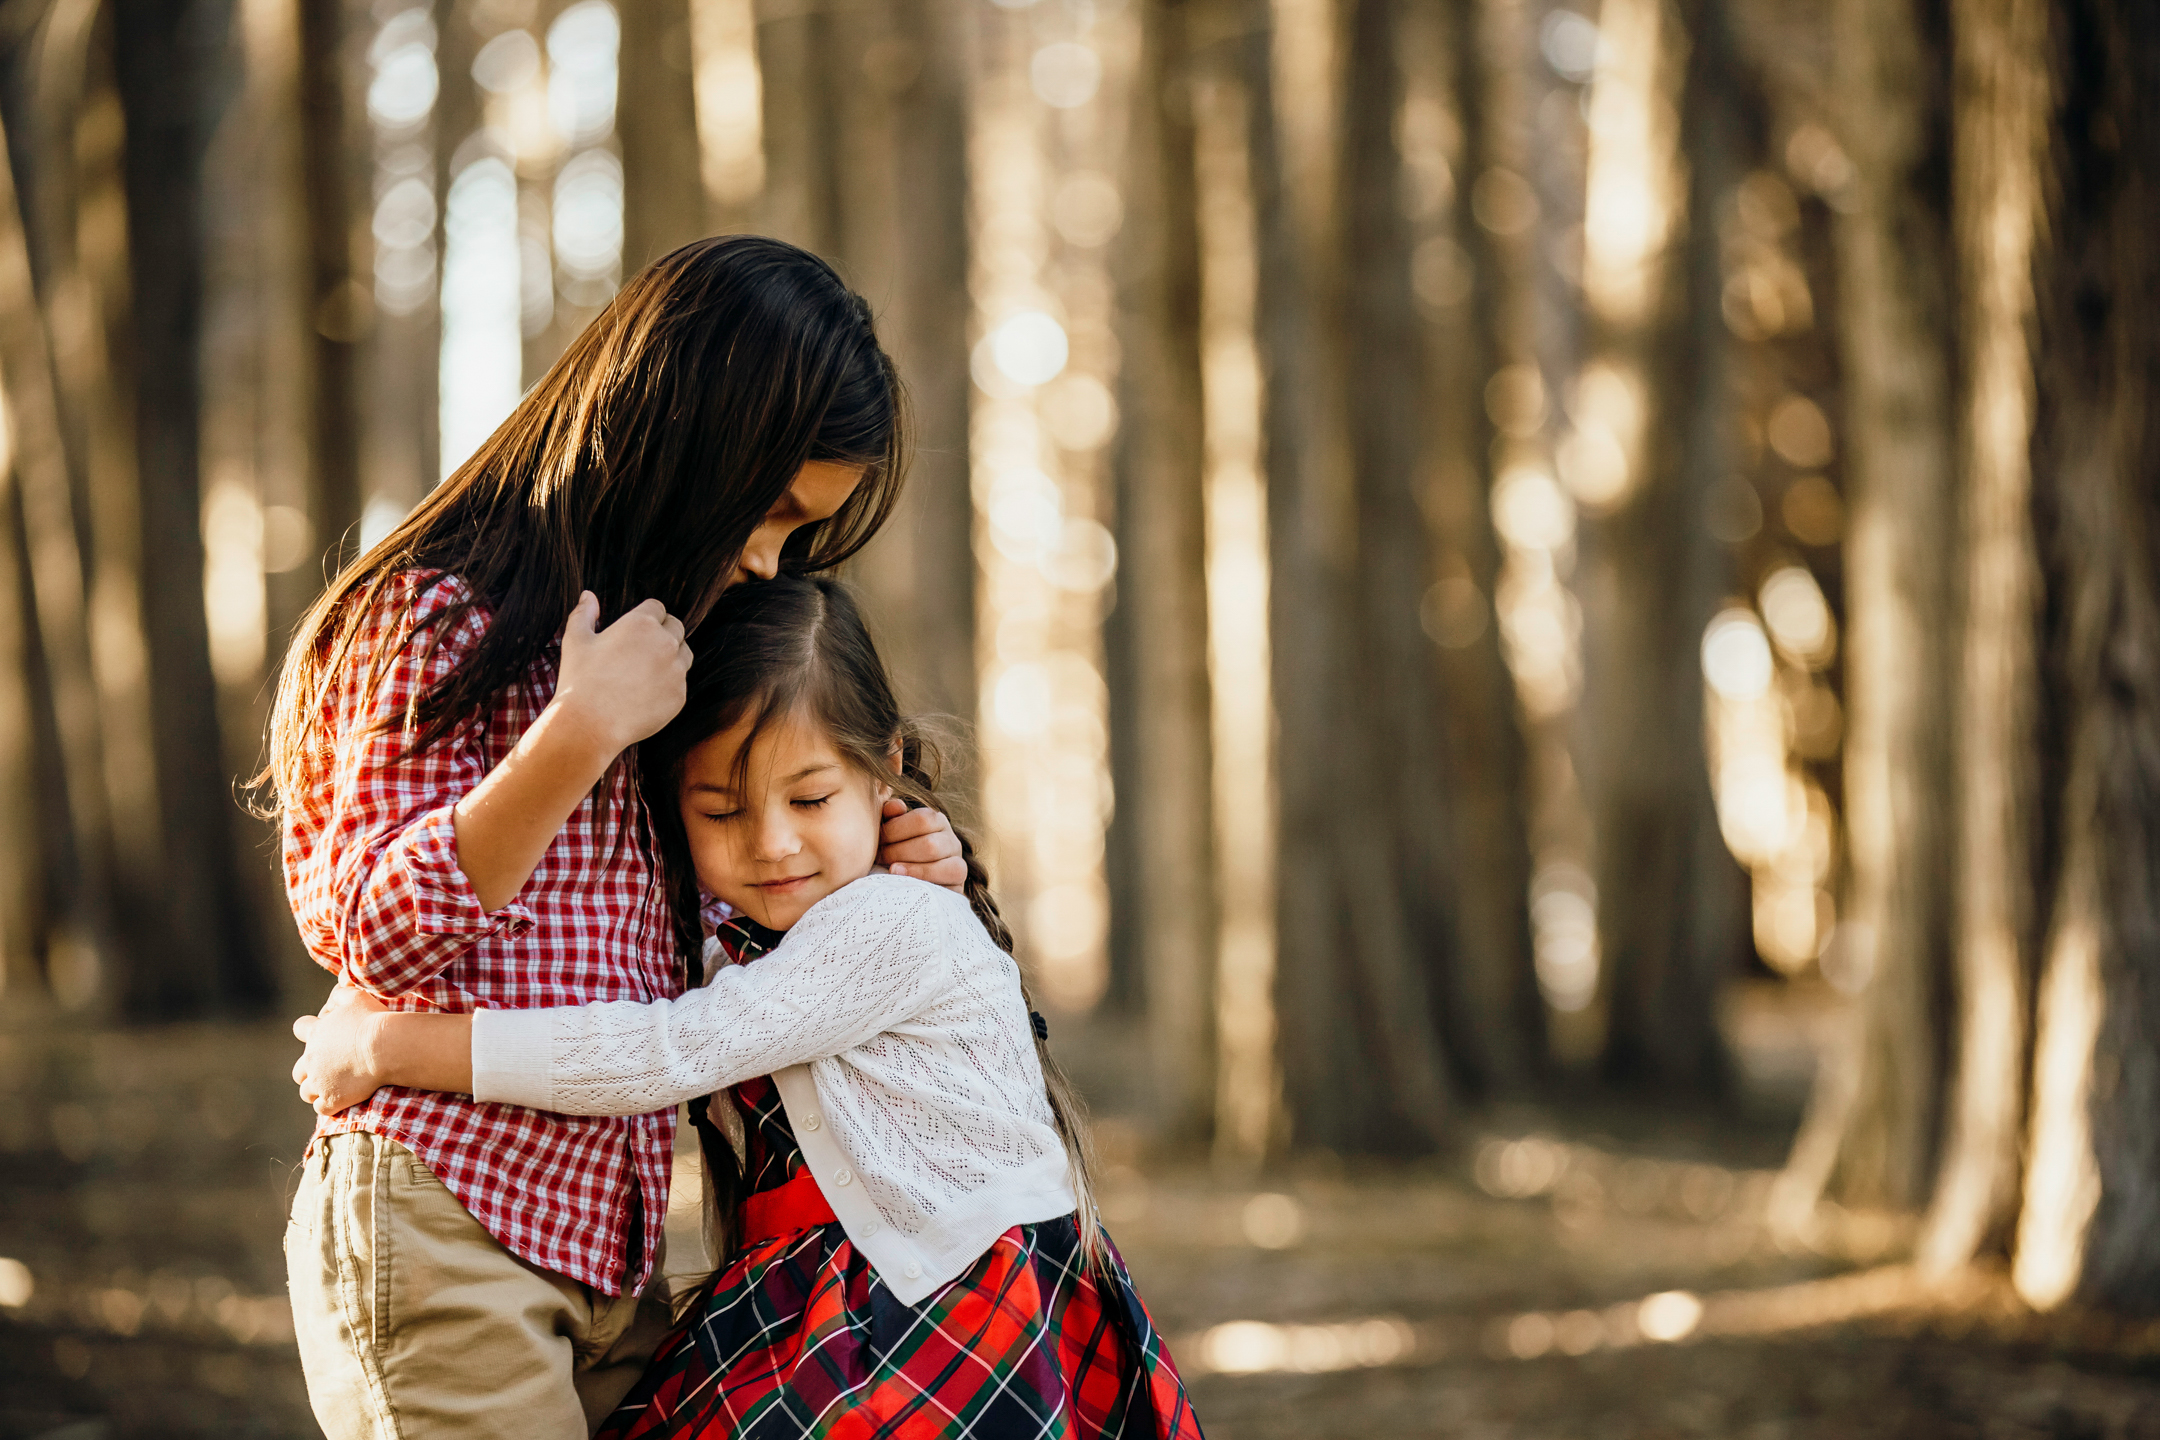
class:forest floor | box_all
[4,986,2160,1438]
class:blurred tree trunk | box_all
[1414,0,1542,1095]
[0,76,117,997]
[2008,0,2160,1312]
[1926,0,2045,1272]
[296,0,362,560]
[1105,0,1217,1139]
[822,0,975,742]
[618,0,704,270]
[1582,0,1747,1092]
[111,0,270,1015]
[1776,0,1961,1231]
[1243,0,1455,1152]
[875,0,975,733]
[756,2,841,254]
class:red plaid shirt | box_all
[285,571,680,1295]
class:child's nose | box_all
[751,811,800,861]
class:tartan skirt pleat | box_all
[603,930,1200,1439]
[595,1215,1200,1440]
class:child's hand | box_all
[879,800,969,893]
[552,592,693,754]
[291,984,392,1116]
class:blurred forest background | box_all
[3,0,2160,1434]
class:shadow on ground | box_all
[5,1004,2160,1438]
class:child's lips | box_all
[754,873,817,894]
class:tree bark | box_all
[111,0,270,1015]
[1779,0,1963,1231]
[0,72,117,998]
[1921,0,2042,1259]
[296,0,362,558]
[1582,0,1748,1093]
[1341,0,1468,1090]
[754,2,842,255]
[1243,0,1455,1152]
[618,0,706,270]
[1105,0,1218,1140]
[1415,0,1542,1096]
[2009,0,2160,1312]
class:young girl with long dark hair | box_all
[294,575,1203,1439]
[265,237,966,1438]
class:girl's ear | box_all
[875,741,901,809]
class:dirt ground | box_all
[5,1009,2160,1439]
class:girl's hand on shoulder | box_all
[291,984,393,1116]
[879,799,968,892]
[552,592,693,754]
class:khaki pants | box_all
[286,1132,672,1440]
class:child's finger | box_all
[878,806,941,842]
[561,591,600,643]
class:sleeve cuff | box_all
[402,804,538,939]
[470,1007,560,1110]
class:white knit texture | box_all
[470,874,1078,1303]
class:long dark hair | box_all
[638,576,1106,1268]
[259,235,905,809]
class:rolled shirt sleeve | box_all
[287,574,538,998]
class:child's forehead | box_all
[680,709,848,785]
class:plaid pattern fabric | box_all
[285,571,680,1294]
[599,921,1202,1438]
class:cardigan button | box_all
[803,1114,822,1131]
[863,1218,881,1236]
[904,1261,922,1280]
[834,1166,853,1186]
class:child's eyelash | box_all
[795,794,833,809]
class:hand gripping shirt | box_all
[283,571,681,1294]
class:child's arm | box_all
[300,585,687,996]
[293,986,473,1110]
[294,876,954,1116]
[451,593,690,911]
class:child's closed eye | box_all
[793,793,834,809]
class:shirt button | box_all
[834,1166,853,1187]
[802,1115,822,1132]
[863,1218,881,1236]
[904,1261,922,1280]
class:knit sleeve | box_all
[470,875,955,1115]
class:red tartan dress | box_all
[597,919,1203,1440]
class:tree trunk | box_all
[1244,0,1455,1153]
[1778,0,1962,1231]
[0,78,117,999]
[2009,0,2160,1312]
[1105,0,1218,1140]
[821,0,976,746]
[755,3,842,255]
[1920,0,2041,1259]
[1582,0,1747,1093]
[618,0,706,271]
[111,0,269,1015]
[1412,0,1543,1096]
[296,0,362,559]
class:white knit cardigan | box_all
[469,873,1078,1305]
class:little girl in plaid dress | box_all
[297,575,1202,1439]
